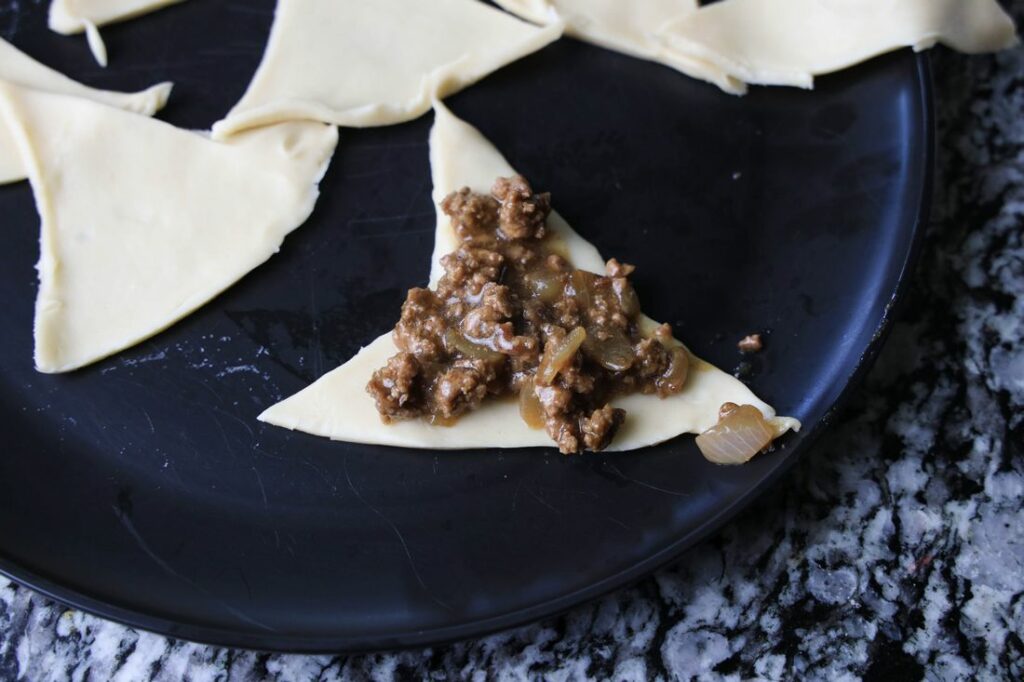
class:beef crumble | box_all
[367,175,689,454]
[737,333,763,354]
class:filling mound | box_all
[367,175,688,454]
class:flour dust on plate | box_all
[0,0,931,652]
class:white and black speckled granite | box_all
[2,5,1023,680]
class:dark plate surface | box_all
[0,1,931,652]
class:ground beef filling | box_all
[367,175,689,454]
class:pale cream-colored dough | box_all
[211,0,563,139]
[49,0,184,32]
[259,102,799,451]
[0,37,171,184]
[658,0,1019,90]
[82,21,108,68]
[49,0,187,66]
[492,0,745,94]
[0,81,338,373]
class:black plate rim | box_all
[0,53,934,654]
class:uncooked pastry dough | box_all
[49,0,187,66]
[259,102,799,451]
[492,0,745,94]
[658,0,1019,90]
[0,82,337,373]
[0,38,171,184]
[211,0,563,139]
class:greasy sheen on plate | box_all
[367,175,689,454]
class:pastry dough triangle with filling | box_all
[49,0,187,66]
[492,0,745,94]
[0,37,172,184]
[211,0,563,139]
[259,102,799,451]
[657,0,1019,90]
[0,81,338,373]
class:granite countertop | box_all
[3,5,1023,681]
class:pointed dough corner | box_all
[427,99,605,286]
[49,0,186,34]
[491,0,560,26]
[120,80,174,116]
[492,0,745,94]
[211,0,563,139]
[258,335,554,449]
[0,37,174,184]
[0,82,338,373]
[261,105,798,451]
[656,0,1020,90]
[49,0,187,66]
[82,20,109,68]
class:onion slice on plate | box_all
[696,403,779,465]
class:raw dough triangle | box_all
[211,0,563,139]
[49,0,187,66]
[657,0,1019,90]
[0,37,172,184]
[259,102,798,451]
[493,0,746,93]
[0,82,338,373]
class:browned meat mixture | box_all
[367,175,689,454]
[737,333,763,354]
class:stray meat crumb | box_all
[738,333,763,354]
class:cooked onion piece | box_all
[537,326,586,386]
[657,346,689,395]
[523,267,565,304]
[445,328,503,362]
[695,403,776,465]
[582,329,634,372]
[518,377,545,429]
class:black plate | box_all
[0,1,931,652]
